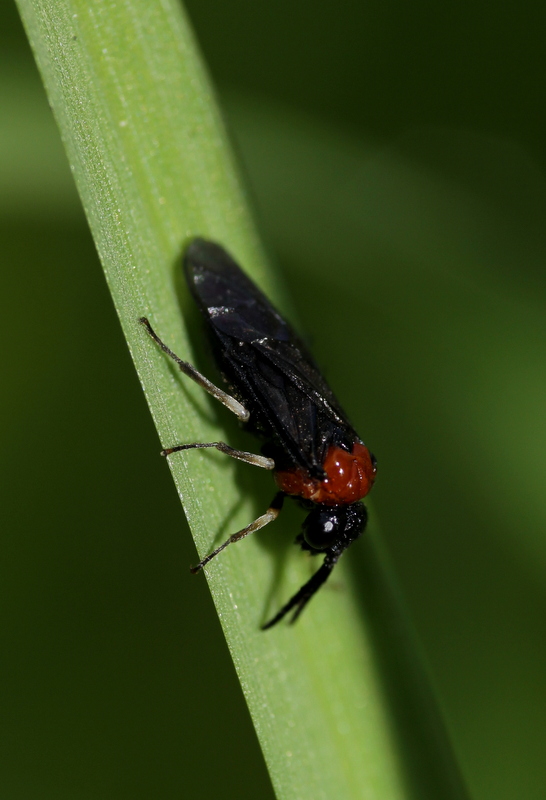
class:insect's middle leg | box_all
[191,492,285,573]
[161,441,275,470]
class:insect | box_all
[140,238,376,628]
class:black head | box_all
[301,502,368,554]
[262,503,368,629]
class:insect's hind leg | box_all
[139,317,250,422]
[162,441,274,470]
[191,492,285,573]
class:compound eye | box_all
[302,509,342,550]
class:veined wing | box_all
[184,239,358,470]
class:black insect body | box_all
[140,238,376,628]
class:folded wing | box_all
[184,239,358,473]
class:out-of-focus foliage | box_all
[228,96,546,800]
[3,0,546,798]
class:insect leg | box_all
[191,492,285,573]
[261,554,338,630]
[139,317,250,422]
[161,442,274,470]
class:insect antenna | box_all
[261,555,337,630]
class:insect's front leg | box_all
[191,492,285,573]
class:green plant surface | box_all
[14,2,468,799]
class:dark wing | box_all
[184,239,358,473]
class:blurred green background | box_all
[2,0,546,798]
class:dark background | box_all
[2,0,546,797]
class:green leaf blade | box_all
[15,2,467,798]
